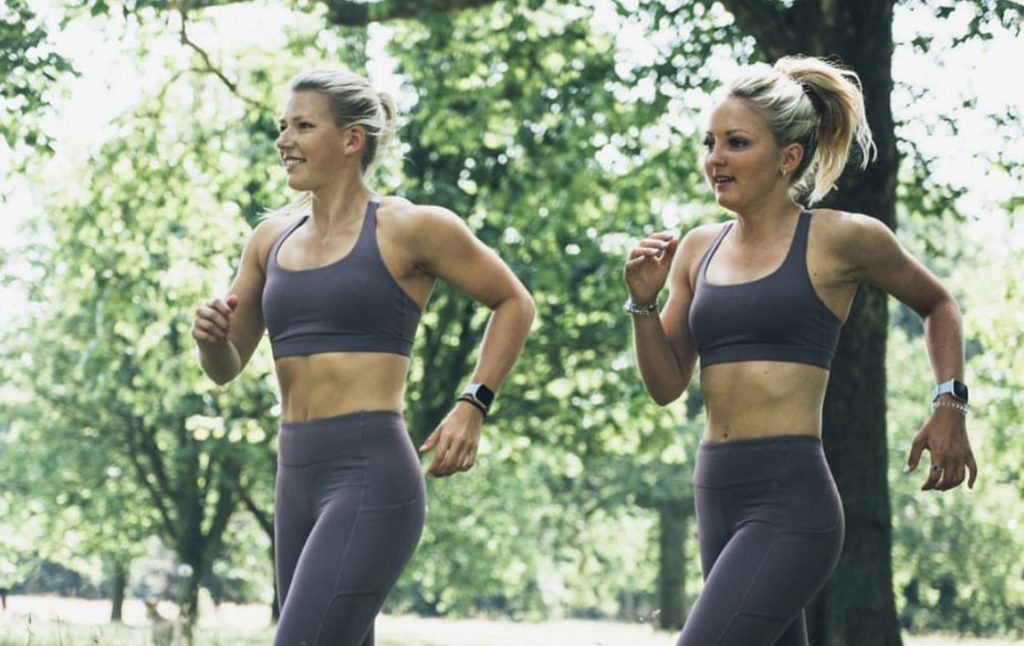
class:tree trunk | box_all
[108,558,128,623]
[657,502,689,631]
[812,3,903,644]
[179,561,203,645]
[719,0,903,643]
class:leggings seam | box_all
[713,526,781,646]
[311,476,368,645]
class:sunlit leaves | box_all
[0,0,76,161]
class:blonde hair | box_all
[269,69,397,217]
[726,55,876,204]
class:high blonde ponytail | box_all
[727,55,875,204]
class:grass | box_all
[1,596,1021,645]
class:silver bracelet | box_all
[931,399,969,417]
[623,299,658,316]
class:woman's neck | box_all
[309,175,373,231]
[732,198,804,243]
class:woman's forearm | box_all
[922,294,965,383]
[465,290,535,392]
[632,315,690,406]
[197,341,243,386]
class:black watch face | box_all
[474,385,495,407]
[954,381,969,403]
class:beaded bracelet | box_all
[931,399,969,417]
[623,299,658,316]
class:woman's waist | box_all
[694,434,831,488]
[276,352,407,422]
[702,396,823,442]
[700,362,826,439]
[277,409,410,466]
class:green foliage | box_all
[0,63,284,620]
[0,0,76,174]
[906,0,1023,44]
[887,201,1024,637]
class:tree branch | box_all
[202,458,241,556]
[321,0,505,26]
[237,481,274,537]
[177,10,273,114]
[124,435,177,540]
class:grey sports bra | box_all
[688,211,841,369]
[261,197,422,359]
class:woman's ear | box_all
[343,125,366,156]
[781,142,805,176]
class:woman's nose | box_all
[275,128,290,150]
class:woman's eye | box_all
[729,138,748,148]
[702,138,714,150]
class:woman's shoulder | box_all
[251,214,298,245]
[684,220,731,242]
[376,196,467,241]
[378,195,457,221]
[679,220,732,258]
[808,208,893,246]
[242,214,300,267]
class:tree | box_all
[0,69,284,631]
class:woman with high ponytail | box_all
[191,68,534,645]
[624,55,975,645]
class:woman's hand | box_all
[418,402,484,478]
[192,294,239,348]
[624,232,679,306]
[904,405,978,491]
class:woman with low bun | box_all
[624,56,976,646]
[191,69,534,645]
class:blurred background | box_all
[0,0,1021,644]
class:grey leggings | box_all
[677,435,844,646]
[274,411,426,646]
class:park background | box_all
[1,0,1022,644]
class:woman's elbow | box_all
[649,385,683,407]
[499,285,535,328]
[520,290,537,326]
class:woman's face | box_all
[703,97,788,213]
[275,91,354,192]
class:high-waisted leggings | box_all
[677,435,844,646]
[274,411,426,646]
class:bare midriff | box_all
[700,361,829,443]
[275,352,409,422]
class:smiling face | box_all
[275,90,361,192]
[703,96,796,214]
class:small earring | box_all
[780,169,789,179]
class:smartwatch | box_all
[931,379,968,405]
[460,383,495,415]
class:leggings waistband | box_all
[699,434,821,453]
[278,410,407,467]
[279,410,403,434]
[695,434,827,488]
